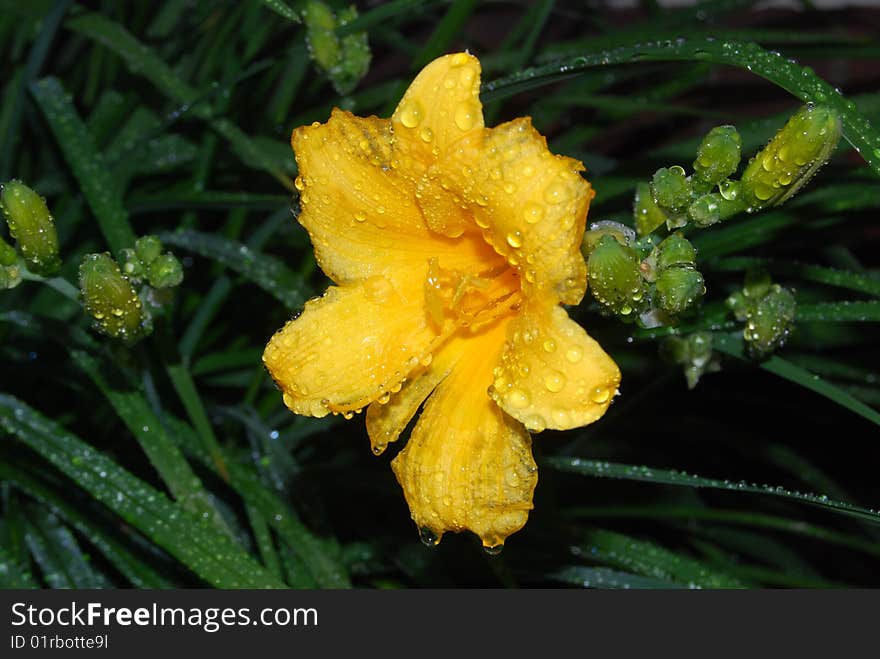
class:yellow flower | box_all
[263,52,620,549]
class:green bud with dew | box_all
[79,253,151,344]
[633,181,667,236]
[304,1,371,96]
[692,125,742,193]
[741,103,841,210]
[134,234,163,265]
[0,180,61,276]
[0,236,21,289]
[655,266,705,317]
[119,248,145,279]
[656,233,697,270]
[587,234,646,318]
[147,253,184,289]
[744,284,797,358]
[651,166,691,215]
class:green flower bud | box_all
[582,220,635,255]
[0,236,16,266]
[651,166,691,214]
[134,235,163,265]
[0,180,61,276]
[304,1,371,96]
[692,125,742,192]
[744,284,797,357]
[147,253,184,289]
[119,248,144,279]
[587,234,646,317]
[688,193,721,227]
[633,181,667,236]
[79,253,151,344]
[656,233,697,270]
[0,237,21,289]
[655,266,705,316]
[741,103,841,209]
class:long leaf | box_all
[546,456,880,525]
[0,395,285,588]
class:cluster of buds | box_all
[304,1,371,96]
[0,180,61,286]
[80,235,183,344]
[634,103,841,236]
[582,225,704,325]
[727,270,797,359]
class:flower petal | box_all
[293,108,493,284]
[365,356,450,456]
[391,319,538,548]
[490,303,621,432]
[262,276,436,417]
[424,117,594,305]
[391,52,484,171]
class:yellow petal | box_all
[490,303,621,432]
[365,356,450,456]
[391,318,538,548]
[292,108,493,284]
[263,276,436,417]
[423,117,594,305]
[391,52,484,171]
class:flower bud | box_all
[147,253,184,289]
[651,166,691,214]
[79,253,151,343]
[0,237,21,289]
[587,234,646,317]
[655,266,705,316]
[304,1,370,96]
[743,284,797,358]
[0,180,61,276]
[633,181,667,236]
[582,220,635,254]
[119,248,145,279]
[741,103,841,209]
[656,233,697,270]
[692,125,741,192]
[134,234,163,265]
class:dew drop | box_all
[523,202,545,224]
[508,389,530,408]
[398,99,423,128]
[565,346,583,363]
[591,387,610,404]
[419,527,439,547]
[544,370,566,393]
[454,102,479,131]
[483,544,504,556]
[506,231,523,248]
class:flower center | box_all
[423,256,521,334]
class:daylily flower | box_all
[263,52,620,549]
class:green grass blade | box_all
[484,38,880,176]
[0,395,285,588]
[708,257,880,298]
[69,347,231,533]
[713,332,880,428]
[160,229,308,310]
[576,527,746,588]
[796,301,880,323]
[551,565,685,589]
[546,455,880,525]
[0,546,39,589]
[66,12,294,190]
[258,0,301,23]
[0,462,172,588]
[30,76,136,255]
[25,507,112,588]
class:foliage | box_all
[0,0,878,588]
